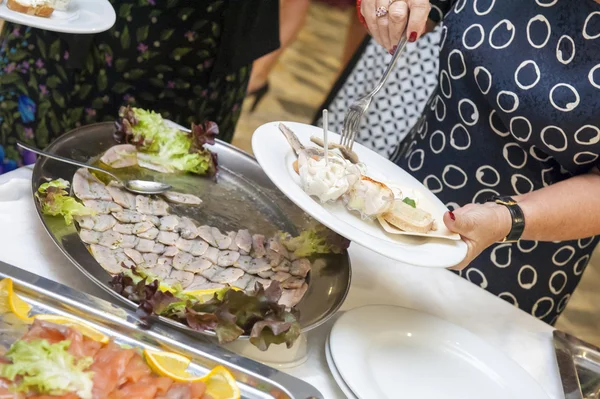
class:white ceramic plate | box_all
[325,337,359,399]
[329,306,551,399]
[0,0,116,34]
[252,121,467,268]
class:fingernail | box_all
[409,31,418,42]
[448,211,456,221]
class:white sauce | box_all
[298,151,361,203]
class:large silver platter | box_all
[0,261,323,399]
[31,122,351,339]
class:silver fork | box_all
[341,35,409,150]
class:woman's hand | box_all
[443,203,512,270]
[359,0,431,52]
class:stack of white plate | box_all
[325,305,551,399]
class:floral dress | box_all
[0,0,277,174]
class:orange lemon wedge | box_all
[0,278,32,321]
[144,349,240,399]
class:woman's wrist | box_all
[490,203,513,242]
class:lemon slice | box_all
[144,350,240,399]
[184,287,241,301]
[144,349,192,380]
[34,314,110,343]
[0,278,32,321]
[202,366,241,399]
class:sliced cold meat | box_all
[113,223,135,235]
[203,247,219,264]
[124,248,144,265]
[142,253,159,267]
[235,229,252,254]
[282,277,305,289]
[175,237,194,253]
[106,182,137,209]
[132,221,154,234]
[274,259,291,273]
[119,234,139,249]
[163,246,180,257]
[136,196,169,216]
[201,265,244,284]
[135,238,156,253]
[72,168,112,201]
[172,252,194,270]
[247,258,271,274]
[251,234,266,258]
[151,243,165,254]
[77,214,117,232]
[178,217,198,239]
[279,283,308,308]
[183,258,212,273]
[90,245,126,274]
[100,144,137,168]
[137,227,159,240]
[271,271,292,283]
[164,270,194,289]
[157,231,179,246]
[82,200,122,214]
[113,210,145,223]
[157,257,172,267]
[97,231,124,249]
[147,263,172,280]
[189,240,209,256]
[161,191,203,205]
[227,232,238,251]
[158,215,180,232]
[197,226,217,247]
[217,250,240,267]
[290,258,311,278]
[233,256,252,272]
[79,229,101,244]
[185,275,226,291]
[212,227,231,249]
[258,270,275,279]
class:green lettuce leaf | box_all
[36,179,94,225]
[402,197,417,208]
[0,339,94,399]
[116,106,217,175]
[279,224,350,257]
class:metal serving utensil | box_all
[17,141,171,195]
[340,34,409,150]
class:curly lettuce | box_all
[115,106,218,175]
[36,179,94,225]
[279,224,350,257]
[0,339,94,399]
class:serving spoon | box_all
[17,141,171,195]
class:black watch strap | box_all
[487,195,525,242]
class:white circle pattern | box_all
[371,1,600,324]
[526,14,551,49]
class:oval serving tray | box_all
[31,122,351,339]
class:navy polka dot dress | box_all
[392,0,600,324]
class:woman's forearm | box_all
[513,169,600,241]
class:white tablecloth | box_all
[0,167,562,399]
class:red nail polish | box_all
[448,211,456,221]
[409,31,418,42]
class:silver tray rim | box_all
[30,122,352,340]
[0,260,323,399]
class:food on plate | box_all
[99,144,138,168]
[297,150,361,203]
[161,191,203,205]
[0,317,239,399]
[382,199,435,234]
[281,123,437,235]
[49,0,70,11]
[36,179,95,225]
[114,106,218,176]
[7,0,54,17]
[310,135,359,164]
[42,166,347,349]
[344,176,394,219]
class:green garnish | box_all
[402,197,417,208]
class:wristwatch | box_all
[486,195,525,242]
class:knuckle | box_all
[389,8,408,22]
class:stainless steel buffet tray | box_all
[30,122,351,338]
[0,261,323,399]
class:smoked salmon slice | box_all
[90,341,135,399]
[119,353,151,385]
